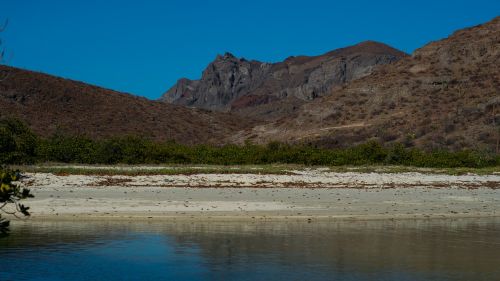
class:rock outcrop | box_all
[161,41,407,119]
[162,53,271,111]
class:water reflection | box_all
[1,219,500,281]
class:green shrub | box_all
[0,167,33,235]
[0,118,38,164]
[37,134,97,163]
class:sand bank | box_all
[10,169,500,221]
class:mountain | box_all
[161,41,407,120]
[0,65,253,144]
[230,17,500,151]
[2,17,498,151]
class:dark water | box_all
[1,218,500,281]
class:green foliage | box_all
[21,136,500,168]
[0,167,33,235]
[37,134,97,163]
[0,118,38,164]
[0,118,499,168]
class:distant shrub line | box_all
[1,118,499,168]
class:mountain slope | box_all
[161,41,407,120]
[0,65,253,144]
[231,17,500,151]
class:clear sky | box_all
[1,0,499,99]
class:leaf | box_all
[21,188,34,198]
[0,216,10,235]
[19,204,31,216]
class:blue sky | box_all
[1,0,499,99]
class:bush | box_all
[0,118,38,164]
[37,134,97,163]
[0,167,33,235]
[94,136,150,164]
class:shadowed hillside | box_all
[0,65,253,144]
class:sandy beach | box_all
[11,168,500,221]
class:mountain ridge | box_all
[229,16,500,151]
[1,17,498,151]
[161,41,407,120]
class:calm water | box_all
[1,218,500,281]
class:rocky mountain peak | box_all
[161,42,407,118]
[215,52,239,62]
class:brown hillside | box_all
[232,17,500,151]
[0,65,253,144]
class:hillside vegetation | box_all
[1,119,498,168]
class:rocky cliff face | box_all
[162,53,271,111]
[161,41,407,119]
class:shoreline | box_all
[8,168,499,222]
[26,213,500,222]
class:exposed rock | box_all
[162,52,271,111]
[161,41,407,119]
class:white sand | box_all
[12,169,500,221]
[24,169,500,188]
